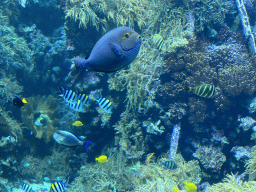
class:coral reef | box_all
[206,173,256,192]
[0,71,23,103]
[19,148,72,182]
[113,111,148,159]
[193,145,226,172]
[21,95,60,143]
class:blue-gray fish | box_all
[162,160,177,170]
[53,130,94,150]
[185,84,216,98]
[96,98,113,113]
[72,26,142,72]
[20,182,33,192]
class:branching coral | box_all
[69,149,132,192]
[0,10,34,73]
[0,71,23,102]
[206,173,256,192]
[193,145,226,172]
[245,145,256,180]
[21,95,60,143]
[113,111,148,159]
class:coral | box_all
[64,0,107,31]
[193,145,226,172]
[0,10,34,73]
[206,173,256,192]
[21,95,60,143]
[169,123,181,160]
[113,111,148,159]
[0,71,23,102]
[19,148,72,182]
[69,149,132,192]
[0,106,24,142]
[245,146,256,178]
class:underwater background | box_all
[1,0,256,191]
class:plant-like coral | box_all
[21,95,60,143]
[0,71,23,103]
[0,10,34,73]
[245,145,256,180]
[206,173,256,192]
[193,145,226,172]
[113,111,148,159]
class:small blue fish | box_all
[50,181,70,192]
[53,130,94,150]
[72,26,142,73]
[58,87,89,105]
[67,100,86,112]
[20,182,33,192]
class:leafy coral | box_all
[21,95,60,143]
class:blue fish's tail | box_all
[72,57,89,72]
[84,141,94,151]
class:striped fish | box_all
[50,181,67,192]
[185,84,216,98]
[76,93,89,106]
[162,160,177,170]
[96,98,113,113]
[20,182,33,192]
[58,87,78,104]
[151,34,165,51]
[68,100,86,112]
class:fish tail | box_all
[84,141,94,151]
[57,86,64,95]
[72,57,89,72]
[184,86,190,91]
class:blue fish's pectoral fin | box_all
[84,141,94,151]
[109,43,123,57]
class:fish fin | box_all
[109,43,123,57]
[84,141,94,151]
[184,86,190,91]
[22,98,27,103]
[57,86,64,95]
[72,57,89,72]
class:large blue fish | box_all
[53,130,94,150]
[72,26,142,72]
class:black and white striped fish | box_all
[20,182,33,192]
[96,98,113,113]
[162,160,177,170]
[67,100,86,112]
[50,181,68,192]
[58,87,77,104]
[185,84,216,98]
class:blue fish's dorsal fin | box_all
[109,43,123,57]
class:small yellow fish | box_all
[22,98,27,103]
[72,121,83,127]
[95,155,108,163]
[183,180,197,192]
[146,153,155,164]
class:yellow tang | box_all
[173,186,179,192]
[95,155,108,163]
[183,180,197,192]
[72,121,83,127]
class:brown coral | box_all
[21,95,60,143]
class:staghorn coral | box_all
[193,145,226,172]
[113,111,148,159]
[245,145,256,180]
[0,71,23,103]
[21,95,60,143]
[206,173,256,192]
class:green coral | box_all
[206,173,256,192]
